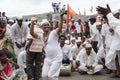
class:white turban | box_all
[16,16,23,20]
[40,19,50,26]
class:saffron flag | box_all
[66,4,78,25]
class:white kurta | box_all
[96,23,113,63]
[39,29,63,80]
[96,30,106,63]
[89,23,98,42]
[75,22,82,33]
[11,22,28,58]
[77,48,103,74]
[71,44,82,59]
[101,23,113,49]
[105,13,120,70]
[61,44,73,61]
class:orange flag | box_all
[66,4,78,25]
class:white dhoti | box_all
[78,64,103,74]
[105,50,120,70]
[42,58,62,80]
[14,43,25,59]
[96,47,106,63]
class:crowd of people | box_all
[52,2,66,13]
[0,4,120,80]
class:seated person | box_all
[76,43,103,74]
[59,35,73,75]
[59,35,73,64]
[0,49,26,80]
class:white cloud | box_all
[0,0,120,17]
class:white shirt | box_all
[61,44,73,61]
[76,48,97,67]
[11,22,28,44]
[75,22,82,33]
[107,13,120,50]
[38,29,63,61]
[89,23,98,41]
[71,44,82,59]
[18,50,26,69]
[101,23,113,48]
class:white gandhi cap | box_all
[16,16,23,20]
[85,43,92,48]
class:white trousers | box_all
[42,59,62,80]
[78,64,103,74]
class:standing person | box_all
[96,16,113,73]
[69,19,76,34]
[26,20,44,80]
[2,12,7,23]
[7,19,14,30]
[75,19,83,37]
[56,2,61,13]
[61,5,66,13]
[11,16,28,59]
[30,11,66,80]
[52,2,56,13]
[97,4,120,77]
[89,18,98,53]
[0,19,14,55]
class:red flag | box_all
[66,4,78,25]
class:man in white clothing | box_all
[59,35,73,64]
[11,16,28,59]
[75,19,83,37]
[95,22,106,64]
[71,37,82,60]
[77,43,103,75]
[30,11,66,80]
[89,18,98,53]
[97,4,120,77]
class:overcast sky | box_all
[0,0,120,17]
